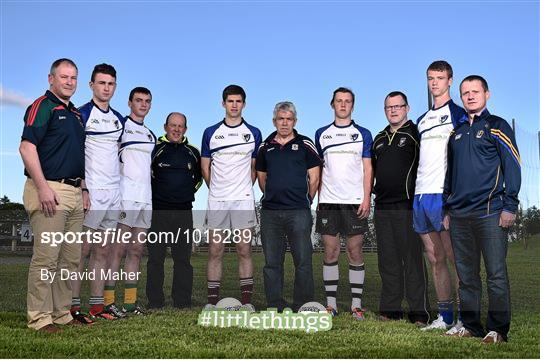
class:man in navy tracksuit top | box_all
[146,112,202,309]
[443,75,521,343]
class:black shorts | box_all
[315,203,368,236]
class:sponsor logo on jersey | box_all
[228,133,239,137]
[126,129,134,134]
[455,133,462,140]
[336,133,346,137]
[476,130,484,138]
[292,144,299,150]
[350,133,359,141]
[428,116,437,120]
[187,162,192,170]
[59,116,66,120]
[322,135,332,139]
[158,162,170,167]
[243,134,251,142]
[440,115,449,123]
[91,119,100,124]
[321,218,328,225]
[215,135,225,139]
[398,137,406,147]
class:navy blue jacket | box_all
[443,110,521,217]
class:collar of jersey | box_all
[332,119,356,128]
[221,117,245,128]
[45,90,75,110]
[158,134,188,145]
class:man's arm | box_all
[307,166,320,202]
[201,157,211,187]
[19,140,59,217]
[251,158,257,184]
[357,158,373,219]
[257,171,267,193]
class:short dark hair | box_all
[129,87,152,101]
[91,63,117,82]
[460,75,489,92]
[427,60,453,79]
[165,112,187,127]
[50,58,78,75]
[331,87,355,106]
[222,84,246,102]
[385,91,408,106]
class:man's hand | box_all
[443,214,450,231]
[357,198,371,219]
[82,190,90,213]
[499,211,516,228]
[38,184,59,217]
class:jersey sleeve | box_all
[253,128,262,159]
[21,96,51,146]
[201,127,212,158]
[361,128,373,158]
[302,137,323,169]
[449,101,468,128]
[490,118,521,214]
[314,128,323,157]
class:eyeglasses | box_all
[384,104,407,111]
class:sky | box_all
[1,0,539,211]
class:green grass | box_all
[1,236,539,358]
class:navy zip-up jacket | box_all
[151,135,202,209]
[443,109,521,217]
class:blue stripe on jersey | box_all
[78,102,93,127]
[209,141,257,154]
[353,123,373,157]
[119,140,155,150]
[314,123,332,157]
[418,121,452,136]
[86,129,123,136]
[201,121,222,158]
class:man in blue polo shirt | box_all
[20,58,88,333]
[256,101,322,312]
[444,75,520,343]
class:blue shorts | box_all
[413,194,444,234]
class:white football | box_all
[298,301,326,313]
[215,297,242,311]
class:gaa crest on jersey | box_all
[147,134,153,141]
[350,133,359,141]
[120,211,126,220]
[114,120,120,129]
[398,137,406,147]
[292,144,299,151]
[440,115,449,124]
[322,218,328,225]
[476,130,484,138]
[243,133,251,142]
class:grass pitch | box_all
[0,236,539,358]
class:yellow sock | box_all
[104,285,115,306]
[124,284,137,307]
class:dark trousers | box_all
[375,202,430,323]
[450,214,511,339]
[260,209,314,311]
[146,208,193,308]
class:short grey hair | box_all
[272,101,297,121]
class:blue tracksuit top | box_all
[443,109,521,218]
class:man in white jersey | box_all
[414,61,466,333]
[70,64,124,322]
[104,87,156,315]
[314,87,373,320]
[201,85,262,311]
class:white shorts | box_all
[118,200,152,229]
[205,199,257,230]
[83,188,121,230]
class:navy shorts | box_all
[413,194,444,234]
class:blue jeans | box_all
[260,209,314,311]
[450,214,511,339]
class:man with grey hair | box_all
[256,101,322,311]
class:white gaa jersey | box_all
[315,121,373,204]
[415,99,467,195]
[79,101,124,189]
[201,119,262,201]
[118,117,156,203]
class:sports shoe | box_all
[104,304,126,319]
[445,320,464,336]
[482,331,506,344]
[449,327,473,338]
[351,308,365,321]
[326,306,338,317]
[203,304,216,311]
[420,314,452,331]
[122,303,145,316]
[37,324,62,333]
[89,309,118,321]
[70,310,95,325]
[240,303,256,312]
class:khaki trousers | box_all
[23,179,83,330]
